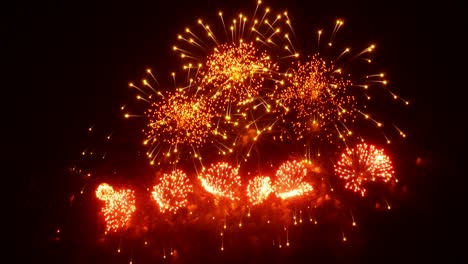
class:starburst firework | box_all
[199,162,242,201]
[152,169,193,213]
[143,91,216,165]
[274,160,313,200]
[246,175,274,205]
[277,54,355,142]
[96,183,136,233]
[334,142,394,196]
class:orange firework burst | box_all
[174,1,297,69]
[172,2,299,148]
[277,54,356,142]
[96,183,136,233]
[143,91,217,165]
[199,162,242,201]
[197,41,273,108]
[274,160,313,200]
[151,169,193,213]
[246,176,274,205]
[334,142,394,196]
[266,19,409,155]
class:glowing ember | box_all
[277,55,355,142]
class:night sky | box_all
[14,0,464,263]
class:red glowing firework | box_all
[334,142,394,196]
[151,169,193,213]
[274,160,313,200]
[246,176,274,205]
[96,183,137,233]
[199,162,242,201]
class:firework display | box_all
[66,1,412,261]
[197,41,272,107]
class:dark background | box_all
[13,0,464,263]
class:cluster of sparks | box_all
[197,42,273,108]
[95,183,136,233]
[246,176,273,205]
[334,143,394,196]
[143,92,216,165]
[151,169,193,213]
[276,54,356,142]
[84,0,409,257]
[199,162,242,201]
[274,160,314,200]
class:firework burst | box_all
[276,54,356,143]
[274,160,314,200]
[265,19,409,162]
[96,183,137,233]
[142,90,217,165]
[151,169,193,213]
[174,1,297,68]
[199,162,242,201]
[246,175,274,205]
[334,142,394,196]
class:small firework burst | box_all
[274,160,313,200]
[199,162,242,201]
[276,54,356,142]
[334,142,394,196]
[246,175,274,205]
[174,1,297,67]
[197,41,273,108]
[265,19,404,157]
[151,169,193,213]
[96,183,136,233]
[143,91,216,165]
